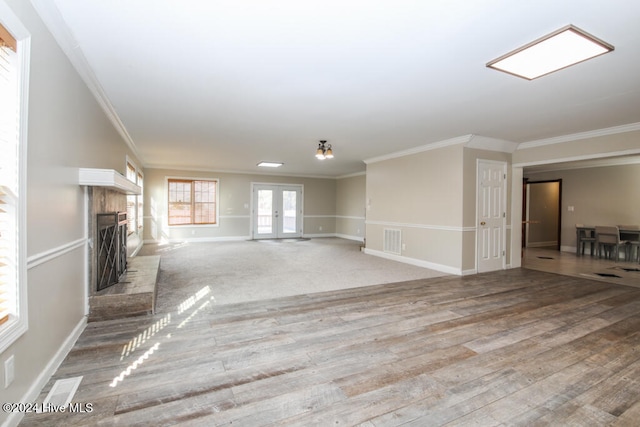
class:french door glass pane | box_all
[282,190,297,234]
[257,189,273,234]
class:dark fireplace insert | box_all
[97,212,127,291]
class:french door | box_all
[252,184,303,239]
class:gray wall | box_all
[526,181,560,247]
[143,168,337,242]
[1,1,141,425]
[365,144,467,273]
[364,143,514,275]
[525,164,640,251]
[514,129,640,254]
[335,174,366,242]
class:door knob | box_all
[480,221,486,226]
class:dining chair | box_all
[619,225,640,262]
[595,226,628,261]
[576,224,596,256]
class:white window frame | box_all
[0,1,31,353]
[166,176,219,227]
[137,170,144,234]
[125,156,143,236]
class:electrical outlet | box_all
[4,355,15,388]
[319,226,323,231]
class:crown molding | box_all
[363,133,519,165]
[363,135,472,165]
[144,164,343,180]
[337,171,366,179]
[518,149,640,172]
[30,0,143,164]
[464,135,519,153]
[517,122,640,150]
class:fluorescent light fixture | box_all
[487,25,614,80]
[257,161,283,168]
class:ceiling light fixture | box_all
[486,24,614,80]
[257,161,283,168]
[315,140,334,160]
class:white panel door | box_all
[253,184,302,239]
[477,160,507,273]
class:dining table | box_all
[576,225,640,258]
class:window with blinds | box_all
[168,179,218,226]
[137,171,144,232]
[125,159,144,236]
[126,161,137,233]
[0,24,18,328]
[0,13,28,352]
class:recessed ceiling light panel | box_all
[257,161,283,168]
[487,25,614,80]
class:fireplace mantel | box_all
[79,168,141,195]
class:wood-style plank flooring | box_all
[21,267,640,426]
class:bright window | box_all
[125,159,143,235]
[168,179,218,225]
[126,161,137,233]
[0,5,30,353]
[137,172,144,232]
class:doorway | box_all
[252,184,303,239]
[522,179,562,250]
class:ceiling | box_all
[34,0,640,177]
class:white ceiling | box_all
[34,0,640,177]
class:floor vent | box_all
[43,376,83,407]
[594,272,622,278]
[383,229,402,255]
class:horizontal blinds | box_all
[137,173,143,231]
[0,22,17,52]
[0,25,18,326]
[0,186,15,326]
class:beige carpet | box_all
[138,237,447,311]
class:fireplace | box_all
[96,211,128,291]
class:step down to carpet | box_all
[88,255,160,322]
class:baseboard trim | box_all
[364,248,462,276]
[5,316,87,427]
[143,234,367,244]
[527,241,558,248]
[143,236,250,244]
[335,233,365,242]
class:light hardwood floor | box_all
[20,250,640,426]
[523,247,640,289]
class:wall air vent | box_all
[383,229,402,255]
